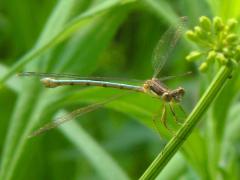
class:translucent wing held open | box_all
[18,72,143,83]
[152,17,187,78]
[159,71,192,81]
[29,95,123,137]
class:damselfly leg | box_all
[169,101,181,125]
[153,101,186,134]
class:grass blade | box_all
[60,119,130,180]
[0,0,134,83]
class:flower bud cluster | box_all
[185,16,240,72]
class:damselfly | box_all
[19,17,188,137]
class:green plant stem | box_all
[139,65,233,180]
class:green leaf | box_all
[142,0,178,24]
[0,64,20,92]
[206,0,240,18]
[0,0,83,179]
[59,118,130,180]
[156,152,187,180]
[0,3,133,179]
[0,0,134,83]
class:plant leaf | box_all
[59,118,130,180]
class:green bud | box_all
[216,53,228,64]
[199,16,211,32]
[213,17,224,32]
[206,50,216,63]
[199,62,208,72]
[186,51,202,61]
[186,30,199,42]
[227,19,238,31]
[226,33,238,43]
[194,26,202,33]
[194,26,206,38]
[223,48,229,55]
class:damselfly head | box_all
[171,87,185,102]
[143,80,152,92]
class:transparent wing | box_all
[159,71,192,81]
[29,95,123,137]
[152,17,187,78]
[17,71,84,79]
[18,72,143,83]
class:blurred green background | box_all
[0,0,240,179]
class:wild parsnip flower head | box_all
[186,16,240,72]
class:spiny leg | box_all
[152,102,170,136]
[152,110,163,137]
[161,102,170,130]
[169,101,182,125]
[176,102,187,118]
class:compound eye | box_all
[179,88,185,96]
[143,83,150,93]
[143,83,149,89]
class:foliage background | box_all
[0,0,240,179]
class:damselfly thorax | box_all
[143,78,185,102]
